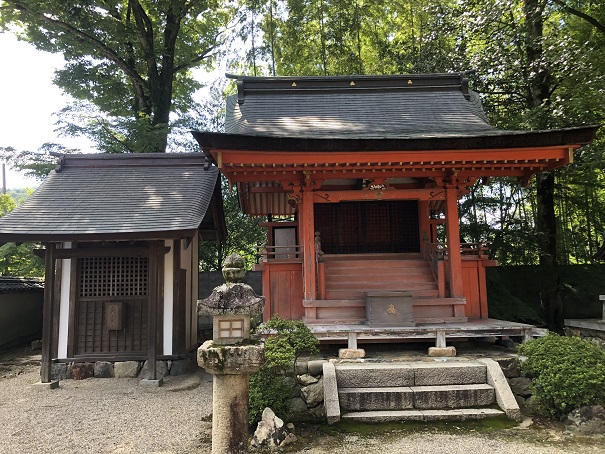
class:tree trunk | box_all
[524,0,563,332]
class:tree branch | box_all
[4,1,145,86]
[551,0,605,35]
[174,45,215,72]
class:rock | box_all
[51,363,68,381]
[494,357,520,378]
[139,360,169,380]
[297,374,318,386]
[301,377,324,407]
[338,348,365,359]
[288,397,309,415]
[70,363,94,380]
[169,359,190,376]
[251,407,297,449]
[309,403,325,419]
[114,361,141,378]
[508,377,532,397]
[495,337,516,349]
[94,361,114,378]
[30,340,42,351]
[294,360,308,375]
[566,405,605,435]
[307,360,328,376]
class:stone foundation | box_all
[49,356,196,381]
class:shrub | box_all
[518,334,605,419]
[248,316,319,425]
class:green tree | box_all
[1,0,232,153]
[0,189,44,277]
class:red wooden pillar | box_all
[445,187,464,298]
[300,188,317,303]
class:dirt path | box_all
[0,345,603,454]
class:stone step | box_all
[339,384,495,411]
[335,362,487,388]
[413,384,495,409]
[341,408,505,423]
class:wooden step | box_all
[341,408,505,422]
[325,260,430,269]
[323,253,424,261]
[325,288,439,299]
[326,282,437,291]
[325,267,433,276]
[304,297,465,308]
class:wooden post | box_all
[418,201,430,254]
[147,242,158,381]
[445,187,464,298]
[41,243,56,383]
[301,189,317,302]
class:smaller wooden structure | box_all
[193,72,597,343]
[0,153,226,382]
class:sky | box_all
[0,32,95,189]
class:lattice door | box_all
[315,201,420,254]
[75,256,149,356]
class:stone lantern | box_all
[197,254,265,454]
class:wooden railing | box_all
[256,245,303,262]
[424,242,490,298]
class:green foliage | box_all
[485,271,543,325]
[199,178,266,271]
[1,0,233,152]
[0,190,44,277]
[248,316,319,425]
[518,334,605,419]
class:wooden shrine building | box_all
[0,153,226,382]
[193,72,597,347]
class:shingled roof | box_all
[193,72,597,152]
[225,72,495,139]
[0,153,226,242]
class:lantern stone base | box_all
[197,340,264,375]
[198,340,265,454]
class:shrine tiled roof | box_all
[0,153,225,242]
[224,72,496,139]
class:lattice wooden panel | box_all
[79,257,148,297]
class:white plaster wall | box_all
[163,239,174,355]
[57,242,72,359]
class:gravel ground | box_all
[0,347,603,454]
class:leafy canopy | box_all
[0,0,232,152]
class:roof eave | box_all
[192,126,599,154]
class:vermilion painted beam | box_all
[313,188,446,203]
[220,167,557,183]
[213,146,574,166]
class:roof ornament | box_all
[237,79,245,104]
[408,79,413,85]
[460,70,476,101]
[291,82,297,87]
[349,81,356,86]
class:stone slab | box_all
[477,358,522,421]
[428,346,457,357]
[412,384,495,409]
[341,408,504,422]
[335,364,414,388]
[338,348,365,359]
[413,362,486,386]
[140,378,164,388]
[339,386,414,411]
[32,380,59,389]
[322,362,340,425]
